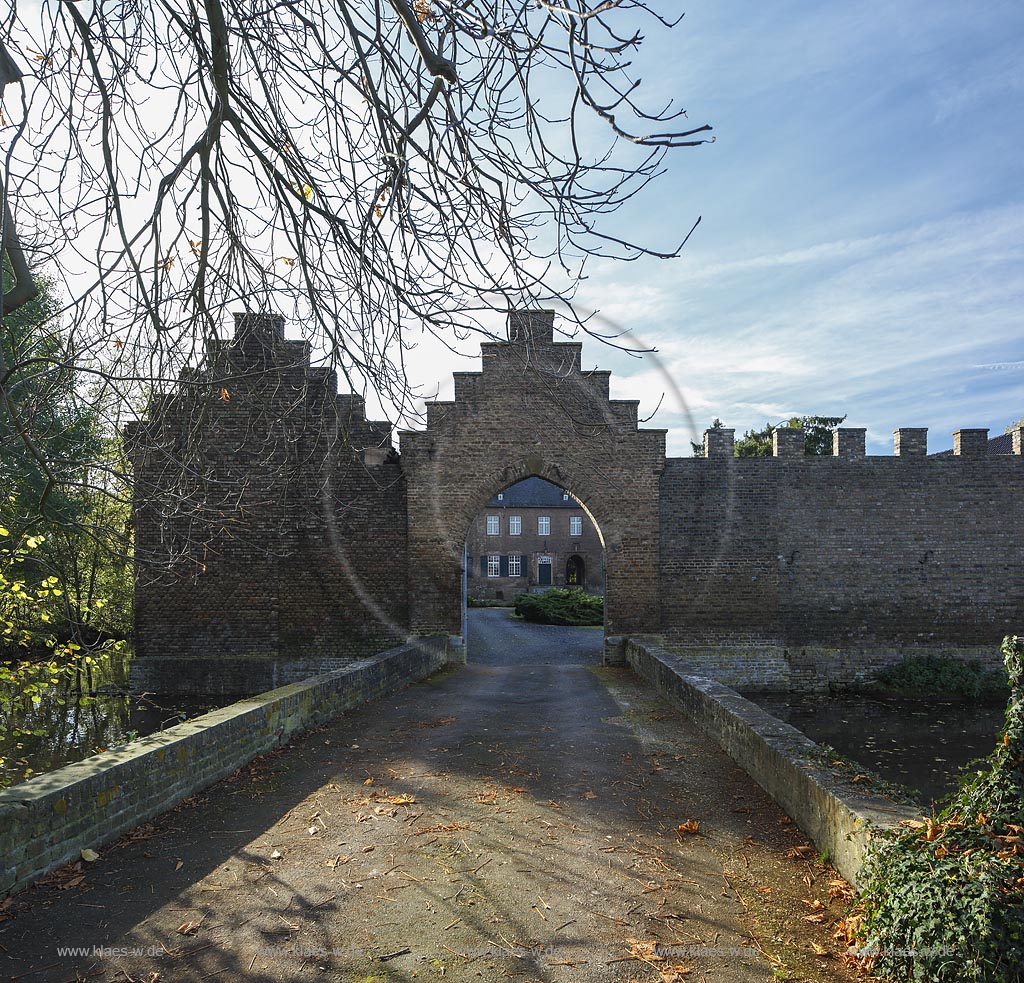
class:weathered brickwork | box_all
[399,310,666,650]
[659,430,1024,688]
[127,314,408,693]
[130,309,1024,694]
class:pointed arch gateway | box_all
[398,311,666,661]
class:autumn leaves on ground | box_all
[0,611,867,983]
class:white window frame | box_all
[538,515,551,536]
[509,515,522,536]
[487,554,501,577]
[486,515,499,536]
[508,554,522,577]
[569,515,583,536]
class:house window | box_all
[508,554,522,577]
[563,492,569,501]
[569,516,583,536]
[487,555,500,577]
[486,515,499,535]
[497,493,504,500]
[538,515,550,536]
[509,515,522,536]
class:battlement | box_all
[700,424,1022,458]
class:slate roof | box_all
[931,432,1014,457]
[486,477,580,508]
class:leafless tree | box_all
[1,0,711,582]
[3,0,709,395]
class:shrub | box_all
[874,654,1008,702]
[852,636,1024,983]
[513,588,603,626]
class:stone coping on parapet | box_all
[0,640,448,898]
[623,638,920,889]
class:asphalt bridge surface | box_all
[0,609,855,983]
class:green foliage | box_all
[691,415,846,457]
[514,588,604,626]
[854,636,1024,983]
[0,529,127,784]
[735,415,846,457]
[873,654,1009,702]
[1,261,102,526]
[1,261,133,648]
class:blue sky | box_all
[413,0,1024,456]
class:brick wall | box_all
[658,432,1024,688]
[130,311,1024,695]
[399,310,665,644]
[127,314,408,694]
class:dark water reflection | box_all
[0,650,215,788]
[750,692,1007,807]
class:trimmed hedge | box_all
[513,588,603,626]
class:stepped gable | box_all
[399,309,665,645]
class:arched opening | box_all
[462,476,606,665]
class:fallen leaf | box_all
[389,794,416,805]
[271,850,283,860]
[308,826,320,836]
[677,820,700,835]
[582,791,599,799]
[80,849,100,863]
[625,938,664,963]
[362,845,375,853]
[177,920,201,935]
[364,778,375,786]
[661,966,692,982]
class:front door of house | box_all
[538,556,552,586]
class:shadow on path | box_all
[0,615,859,983]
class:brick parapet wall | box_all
[0,640,447,898]
[658,454,1024,685]
[625,638,918,887]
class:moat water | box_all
[0,650,216,789]
[750,692,1007,807]
[1,650,1009,803]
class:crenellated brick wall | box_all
[129,310,1024,694]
